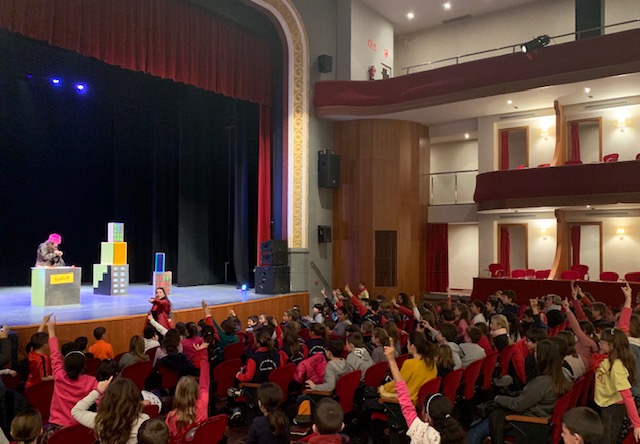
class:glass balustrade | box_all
[430,170,478,205]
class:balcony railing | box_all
[402,19,640,75]
[430,170,478,205]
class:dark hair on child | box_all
[600,328,636,385]
[337,306,349,318]
[75,336,89,351]
[502,290,517,303]
[220,319,236,335]
[556,330,578,357]
[475,322,490,337]
[439,323,458,343]
[248,315,259,324]
[346,324,360,334]
[525,327,548,344]
[62,345,86,380]
[309,323,328,341]
[28,332,49,351]
[10,407,42,443]
[96,359,120,381]
[440,308,455,322]
[578,320,599,343]
[373,328,390,346]
[256,328,275,352]
[185,322,198,339]
[630,315,640,339]
[327,338,345,357]
[471,300,487,315]
[591,302,607,317]
[313,303,324,312]
[562,407,603,444]
[424,394,466,443]
[201,325,215,343]
[467,327,482,344]
[409,331,435,368]
[314,398,343,435]
[360,320,374,334]
[137,418,169,444]
[282,324,301,357]
[324,319,336,331]
[347,332,364,348]
[162,329,181,354]
[93,327,107,341]
[549,336,569,358]
[175,322,186,337]
[535,339,572,396]
[257,382,289,438]
[143,326,157,340]
[368,299,380,312]
[384,322,401,347]
[486,297,501,311]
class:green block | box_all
[93,264,109,288]
[31,268,46,306]
[101,242,115,264]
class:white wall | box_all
[448,224,479,289]
[528,219,557,271]
[576,224,601,276]
[603,217,640,277]
[395,0,573,73]
[605,0,640,32]
[430,140,478,173]
[350,0,394,80]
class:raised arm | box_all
[147,314,168,336]
[37,313,52,333]
[46,316,66,380]
[71,377,111,429]
[619,282,632,334]
[385,340,418,426]
[194,344,210,418]
[562,299,595,348]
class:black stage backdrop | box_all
[0,30,258,287]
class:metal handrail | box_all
[402,18,640,74]
[429,169,478,176]
[310,260,331,293]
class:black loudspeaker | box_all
[318,54,333,73]
[260,251,288,266]
[318,152,340,188]
[260,239,288,253]
[318,225,332,243]
[255,266,290,294]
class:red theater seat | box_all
[603,153,619,162]
[561,270,581,280]
[511,269,526,278]
[535,269,551,279]
[489,263,505,278]
[599,271,619,282]
[625,272,640,282]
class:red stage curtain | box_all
[500,226,511,276]
[570,122,581,161]
[571,225,581,266]
[500,131,510,170]
[0,0,272,106]
[257,105,272,262]
[427,224,448,292]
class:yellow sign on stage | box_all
[50,273,74,284]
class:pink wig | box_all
[47,233,62,244]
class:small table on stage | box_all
[31,266,82,306]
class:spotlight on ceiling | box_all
[51,78,61,86]
[521,35,550,53]
[75,83,86,92]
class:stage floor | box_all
[0,284,273,327]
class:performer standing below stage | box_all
[148,287,172,330]
[35,233,65,267]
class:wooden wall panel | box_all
[333,120,428,298]
[11,293,308,359]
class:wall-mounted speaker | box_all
[318,54,333,73]
[318,225,332,243]
[318,151,340,188]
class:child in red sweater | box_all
[165,343,210,444]
[25,315,53,389]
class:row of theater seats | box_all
[488,263,640,282]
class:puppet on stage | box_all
[35,233,65,267]
[148,287,172,330]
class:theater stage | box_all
[2,284,310,356]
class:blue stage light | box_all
[51,78,61,85]
[75,83,86,92]
[241,284,248,291]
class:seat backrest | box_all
[298,328,310,341]
[511,269,526,279]
[191,414,228,444]
[335,370,362,414]
[85,357,102,375]
[363,361,388,387]
[417,377,442,408]
[603,153,619,162]
[560,270,581,280]
[269,363,296,398]
[488,263,505,278]
[48,424,95,444]
[537,163,550,167]
[637,153,640,161]
[145,346,159,362]
[122,360,153,390]
[142,403,160,418]
[578,370,595,407]
[24,380,54,422]
[157,363,179,390]
[570,264,589,279]
[525,269,536,277]
[213,358,242,398]
[565,159,583,165]
[441,368,463,404]
[568,376,586,409]
[550,389,574,444]
[535,269,551,279]
[462,359,484,401]
[223,342,245,361]
[481,351,499,391]
[600,271,619,282]
[625,272,640,283]
[499,344,517,377]
[395,354,410,369]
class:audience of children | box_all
[8,282,640,443]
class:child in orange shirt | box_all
[88,327,114,360]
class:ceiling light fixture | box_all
[464,133,470,139]
[584,87,591,94]
[521,35,551,53]
[443,2,452,10]
[406,12,415,20]
[507,100,513,105]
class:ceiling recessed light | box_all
[443,2,452,10]
[507,100,513,105]
[406,12,415,20]
[584,87,591,93]
[464,133,470,139]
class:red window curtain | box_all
[570,122,581,161]
[499,226,511,276]
[257,105,272,262]
[427,224,448,292]
[0,0,272,106]
[570,225,581,266]
[500,131,510,170]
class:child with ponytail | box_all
[246,382,290,444]
[384,338,465,443]
[10,408,42,444]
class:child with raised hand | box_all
[72,376,150,444]
[43,315,97,442]
[165,343,210,444]
[246,382,290,444]
[10,407,42,444]
[384,338,466,443]
[25,314,53,389]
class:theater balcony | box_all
[473,160,640,211]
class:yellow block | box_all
[113,242,127,265]
[51,273,74,284]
